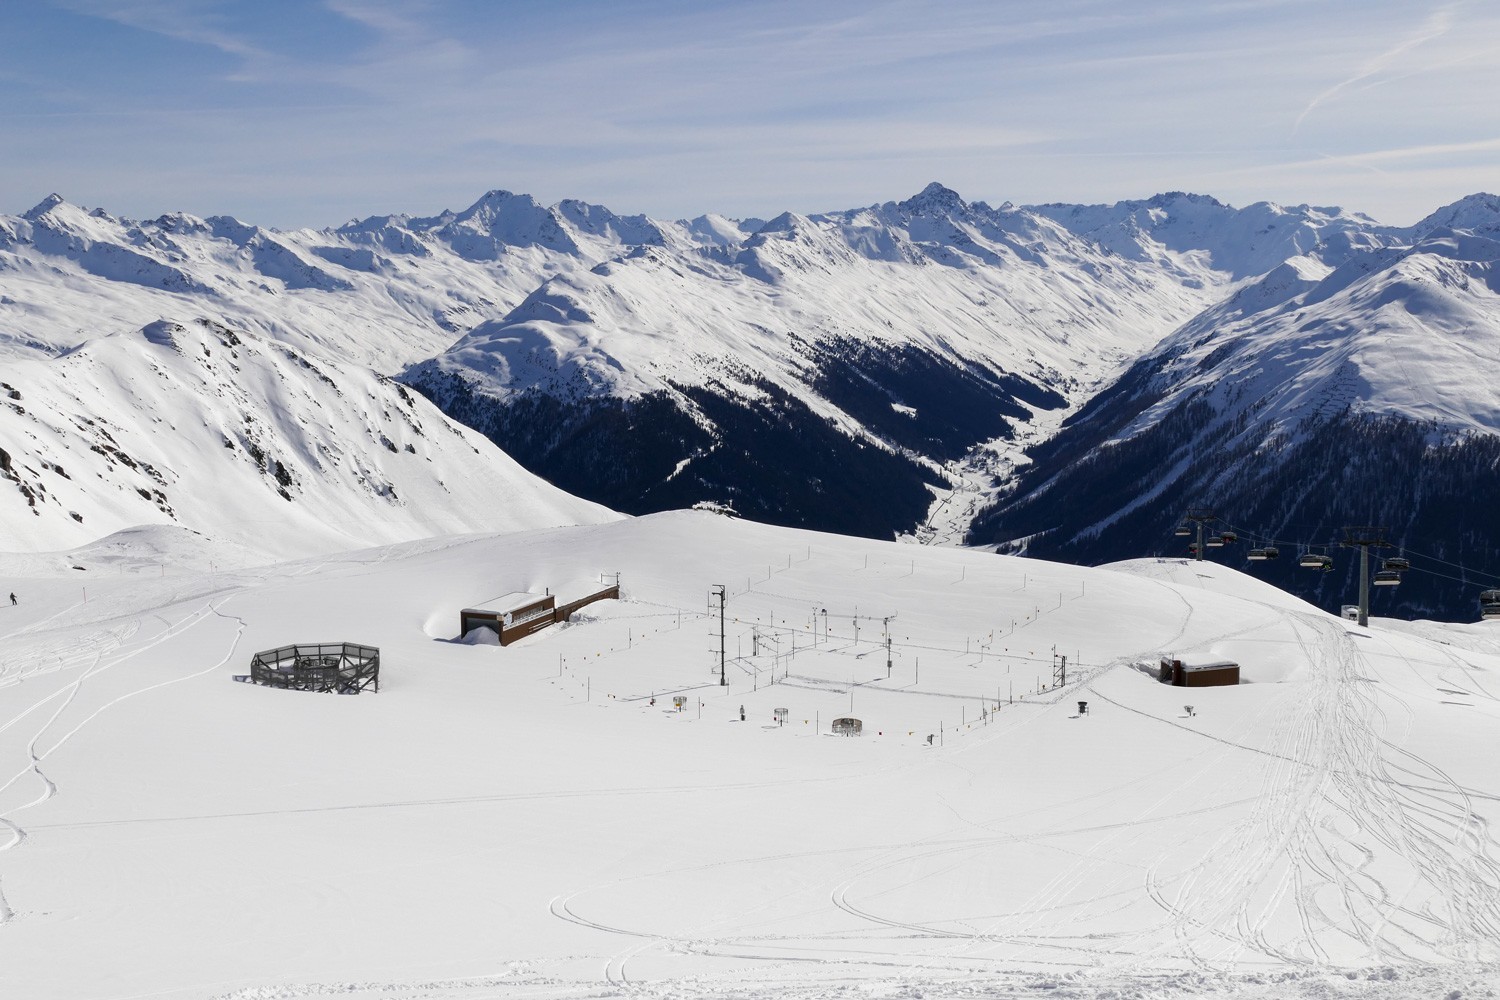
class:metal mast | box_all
[712,584,727,685]
[1185,507,1216,561]
[1340,526,1391,628]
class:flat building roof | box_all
[463,592,550,615]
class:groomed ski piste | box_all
[1,511,1498,999]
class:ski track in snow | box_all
[0,594,247,926]
[536,605,1500,992]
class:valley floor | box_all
[1,513,1498,999]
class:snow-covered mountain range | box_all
[4,183,1500,614]
[969,195,1500,619]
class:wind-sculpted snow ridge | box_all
[0,318,616,560]
[1,514,1497,997]
[969,217,1500,620]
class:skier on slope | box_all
[739,705,745,722]
[8,592,14,606]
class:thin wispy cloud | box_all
[49,0,267,61]
[1256,136,1500,179]
[7,1,1500,227]
[1293,5,1457,132]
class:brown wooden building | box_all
[1159,657,1239,687]
[460,583,621,647]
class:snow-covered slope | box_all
[1030,191,1397,281]
[1,512,1497,998]
[402,184,1282,536]
[4,183,1399,545]
[970,197,1500,620]
[0,190,673,373]
[0,317,616,560]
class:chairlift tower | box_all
[1183,507,1217,562]
[1340,526,1392,628]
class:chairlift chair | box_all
[1205,537,1225,548]
[1480,590,1500,619]
[1299,553,1333,571]
[1383,557,1410,572]
[1263,546,1280,559]
[1248,548,1268,561]
[1174,523,1192,537]
[1372,570,1401,586]
[1220,531,1237,544]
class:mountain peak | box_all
[1144,191,1226,210]
[899,182,967,214]
[1411,192,1500,236]
[23,193,69,221]
[467,189,533,211]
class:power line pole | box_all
[711,584,727,685]
[1341,526,1391,628]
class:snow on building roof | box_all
[463,591,549,615]
[1181,659,1238,671]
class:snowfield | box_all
[2,512,1497,999]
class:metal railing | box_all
[245,642,380,694]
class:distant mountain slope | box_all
[969,207,1500,621]
[3,183,1494,552]
[0,190,675,373]
[404,184,1346,536]
[0,318,616,560]
[1029,191,1396,280]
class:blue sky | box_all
[3,0,1496,228]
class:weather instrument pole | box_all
[712,584,727,685]
[884,615,894,678]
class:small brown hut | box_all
[1159,657,1239,687]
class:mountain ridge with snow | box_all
[5,183,1500,588]
[0,315,616,560]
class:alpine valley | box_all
[3,184,1499,618]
